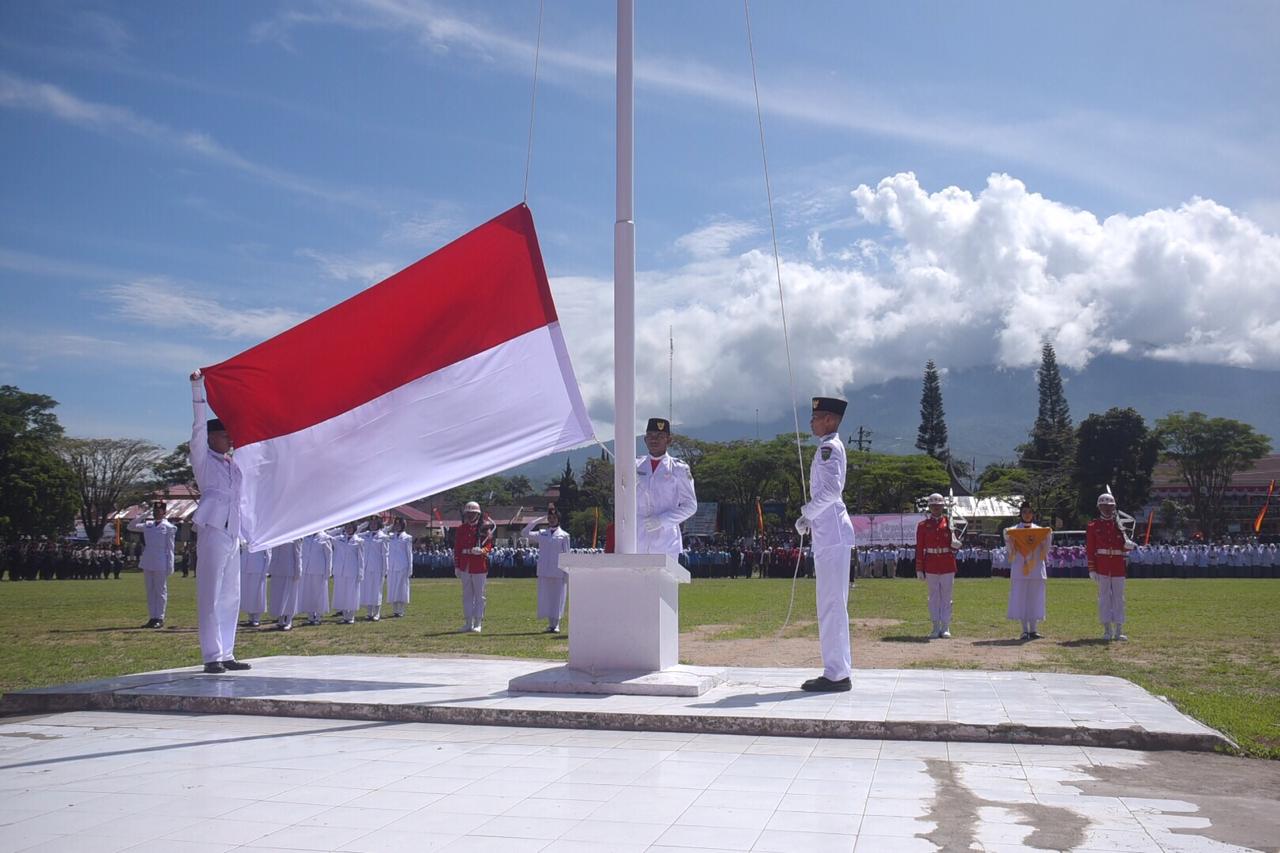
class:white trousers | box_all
[195,525,240,664]
[458,571,487,621]
[273,573,301,619]
[360,565,384,607]
[267,575,284,618]
[332,573,361,612]
[387,568,411,606]
[537,576,567,623]
[926,572,954,624]
[814,545,852,681]
[1007,575,1046,622]
[1097,575,1126,624]
[144,570,169,620]
[298,573,329,616]
[241,571,266,615]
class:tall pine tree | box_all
[915,359,949,460]
[1019,342,1075,471]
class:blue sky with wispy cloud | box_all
[2,0,1277,449]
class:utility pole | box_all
[668,326,673,424]
[850,425,873,453]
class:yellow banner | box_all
[1006,526,1051,575]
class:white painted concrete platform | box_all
[0,711,1272,853]
[0,656,1231,752]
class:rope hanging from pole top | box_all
[744,0,816,633]
[522,0,545,203]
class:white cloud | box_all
[552,174,1280,431]
[807,230,824,261]
[0,72,380,210]
[674,220,760,259]
[0,328,215,372]
[297,249,400,286]
[102,278,306,340]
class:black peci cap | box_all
[811,397,847,417]
[207,418,226,432]
[646,417,671,434]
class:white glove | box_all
[644,518,662,533]
[916,569,926,580]
[794,517,810,535]
[1089,571,1099,581]
[468,547,484,556]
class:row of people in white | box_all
[239,522,415,629]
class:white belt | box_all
[1096,549,1127,557]
[924,547,950,555]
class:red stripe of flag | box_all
[202,204,556,446]
[1255,479,1275,534]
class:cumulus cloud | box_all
[552,173,1280,432]
[103,278,306,340]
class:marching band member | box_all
[1088,492,1132,641]
[636,418,698,561]
[454,501,494,632]
[1004,502,1050,640]
[521,503,572,633]
[915,493,959,638]
[794,397,856,692]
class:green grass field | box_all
[1,574,1276,758]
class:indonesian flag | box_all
[201,204,595,551]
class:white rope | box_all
[744,0,810,633]
[521,0,545,203]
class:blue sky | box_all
[2,0,1278,452]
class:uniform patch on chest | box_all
[821,446,832,461]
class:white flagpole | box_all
[613,0,637,554]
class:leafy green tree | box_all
[1073,408,1160,519]
[580,455,614,512]
[552,459,580,514]
[1155,412,1271,538]
[0,386,78,539]
[1019,342,1074,470]
[60,437,161,544]
[152,441,194,489]
[915,359,949,460]
[846,453,949,513]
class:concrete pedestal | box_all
[508,553,723,697]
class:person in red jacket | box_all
[1087,492,1132,641]
[915,493,960,638]
[454,501,494,633]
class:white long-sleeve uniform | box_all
[239,544,269,620]
[331,533,364,618]
[299,532,333,620]
[523,521,572,626]
[801,432,855,681]
[386,531,413,614]
[1005,523,1050,626]
[190,379,243,665]
[270,539,303,627]
[359,530,389,619]
[129,517,176,621]
[636,454,697,560]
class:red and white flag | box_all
[201,204,594,551]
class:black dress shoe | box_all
[203,661,226,674]
[152,620,164,629]
[222,660,252,671]
[1029,632,1042,640]
[801,676,852,692]
[141,620,157,629]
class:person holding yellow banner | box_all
[1003,502,1051,640]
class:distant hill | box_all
[498,357,1279,484]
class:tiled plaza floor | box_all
[0,656,1230,752]
[0,711,1273,853]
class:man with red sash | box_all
[915,493,959,638]
[1087,492,1131,641]
[454,501,494,633]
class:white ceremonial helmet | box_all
[927,493,946,506]
[1097,493,1116,506]
[464,501,481,513]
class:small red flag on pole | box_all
[1143,509,1155,545]
[1254,479,1275,534]
[756,497,765,537]
[591,507,600,549]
